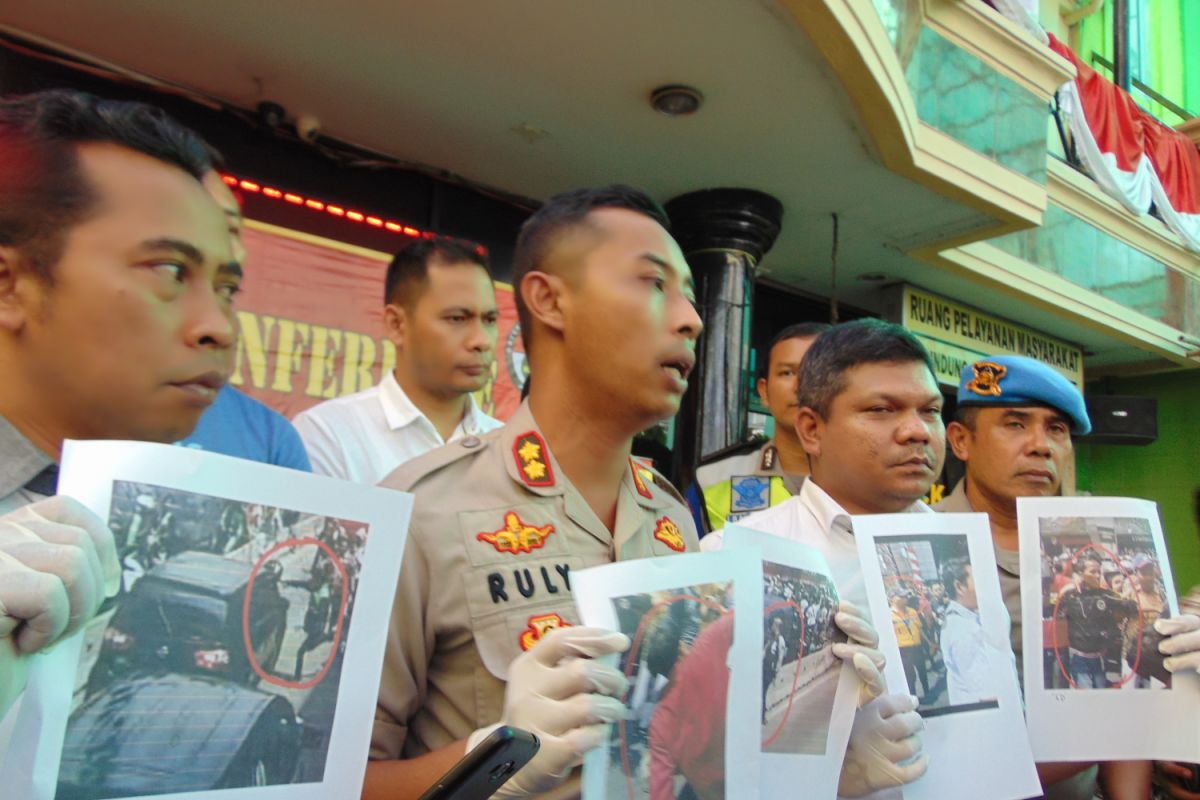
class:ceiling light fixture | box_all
[650,85,704,117]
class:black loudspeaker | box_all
[1080,395,1158,445]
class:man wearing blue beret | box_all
[936,355,1200,800]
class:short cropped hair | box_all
[760,322,833,378]
[796,318,936,418]
[954,405,981,431]
[511,184,669,347]
[940,558,971,601]
[383,238,490,307]
[0,89,213,280]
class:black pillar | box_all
[665,188,783,488]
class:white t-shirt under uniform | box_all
[292,371,502,484]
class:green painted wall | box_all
[1076,370,1200,593]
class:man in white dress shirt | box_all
[937,559,1000,705]
[294,239,503,483]
[703,318,945,796]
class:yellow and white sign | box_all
[896,286,1084,389]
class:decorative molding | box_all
[1047,159,1200,279]
[937,240,1195,365]
[912,124,1047,229]
[779,0,1050,241]
[923,0,1076,101]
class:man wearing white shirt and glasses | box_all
[294,239,502,483]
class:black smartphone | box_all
[418,726,540,800]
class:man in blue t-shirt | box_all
[179,384,311,470]
[177,171,310,471]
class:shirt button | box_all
[461,436,481,449]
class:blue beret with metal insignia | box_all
[956,355,1091,434]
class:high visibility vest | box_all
[688,443,804,532]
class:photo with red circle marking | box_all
[609,581,733,800]
[1039,515,1169,691]
[875,533,1002,718]
[760,561,841,754]
[56,480,370,799]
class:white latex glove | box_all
[0,496,119,652]
[838,693,928,798]
[1157,614,1200,674]
[832,601,887,706]
[467,626,631,798]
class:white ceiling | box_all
[2,0,1169,369]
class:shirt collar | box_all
[378,370,487,435]
[0,413,54,499]
[946,599,980,622]
[801,477,932,538]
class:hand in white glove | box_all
[0,496,119,652]
[832,601,887,707]
[1157,614,1200,674]
[838,693,928,798]
[467,626,631,798]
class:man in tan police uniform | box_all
[363,185,705,800]
[936,355,1200,800]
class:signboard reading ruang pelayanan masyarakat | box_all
[889,285,1084,390]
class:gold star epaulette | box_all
[512,430,555,487]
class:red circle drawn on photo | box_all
[616,593,814,800]
[618,594,728,800]
[761,599,807,749]
[1049,543,1143,690]
[243,536,350,690]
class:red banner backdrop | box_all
[230,220,524,421]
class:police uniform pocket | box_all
[458,504,569,568]
[473,601,580,680]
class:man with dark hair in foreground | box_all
[704,317,942,795]
[294,238,501,483]
[363,186,884,799]
[0,89,236,727]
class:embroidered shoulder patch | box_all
[653,516,686,552]
[520,612,570,651]
[965,361,1007,397]
[512,431,555,487]
[477,511,556,554]
[630,459,654,499]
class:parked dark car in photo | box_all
[87,551,290,693]
[57,673,301,798]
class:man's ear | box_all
[794,407,822,459]
[756,376,768,407]
[946,420,973,463]
[0,247,32,332]
[382,302,406,350]
[520,271,567,335]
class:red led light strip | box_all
[221,174,484,254]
